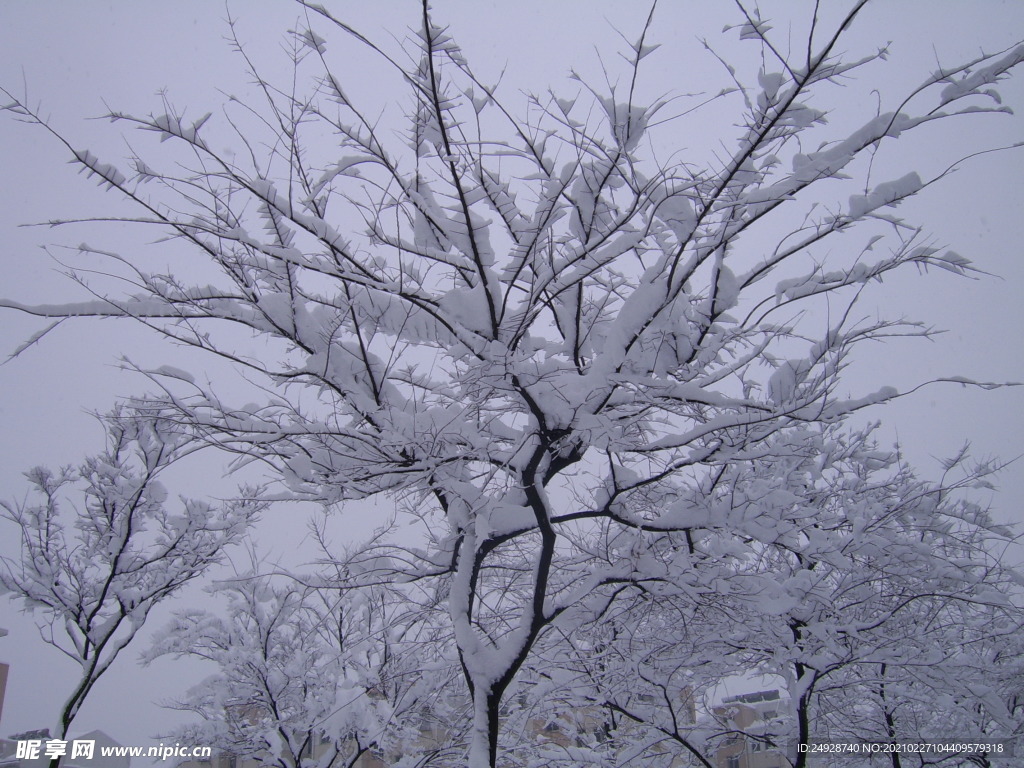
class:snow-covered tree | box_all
[149,581,369,768]
[146,549,469,768]
[513,427,1023,767]
[0,406,262,766]
[2,3,1023,765]
[713,429,1023,768]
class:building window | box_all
[727,756,740,768]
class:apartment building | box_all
[0,626,8,728]
[712,690,788,768]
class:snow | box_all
[848,172,922,218]
[939,43,1024,106]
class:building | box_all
[712,690,788,768]
[65,730,130,768]
[0,626,8,727]
[0,626,10,768]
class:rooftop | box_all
[722,689,781,705]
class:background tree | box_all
[0,406,262,766]
[146,551,468,768]
[713,429,1023,768]
[147,579,374,768]
[2,2,1023,765]
[517,427,1023,767]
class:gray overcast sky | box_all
[1,1,1023,761]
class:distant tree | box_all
[0,407,262,767]
[146,565,465,768]
[147,577,372,768]
[2,2,1023,765]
